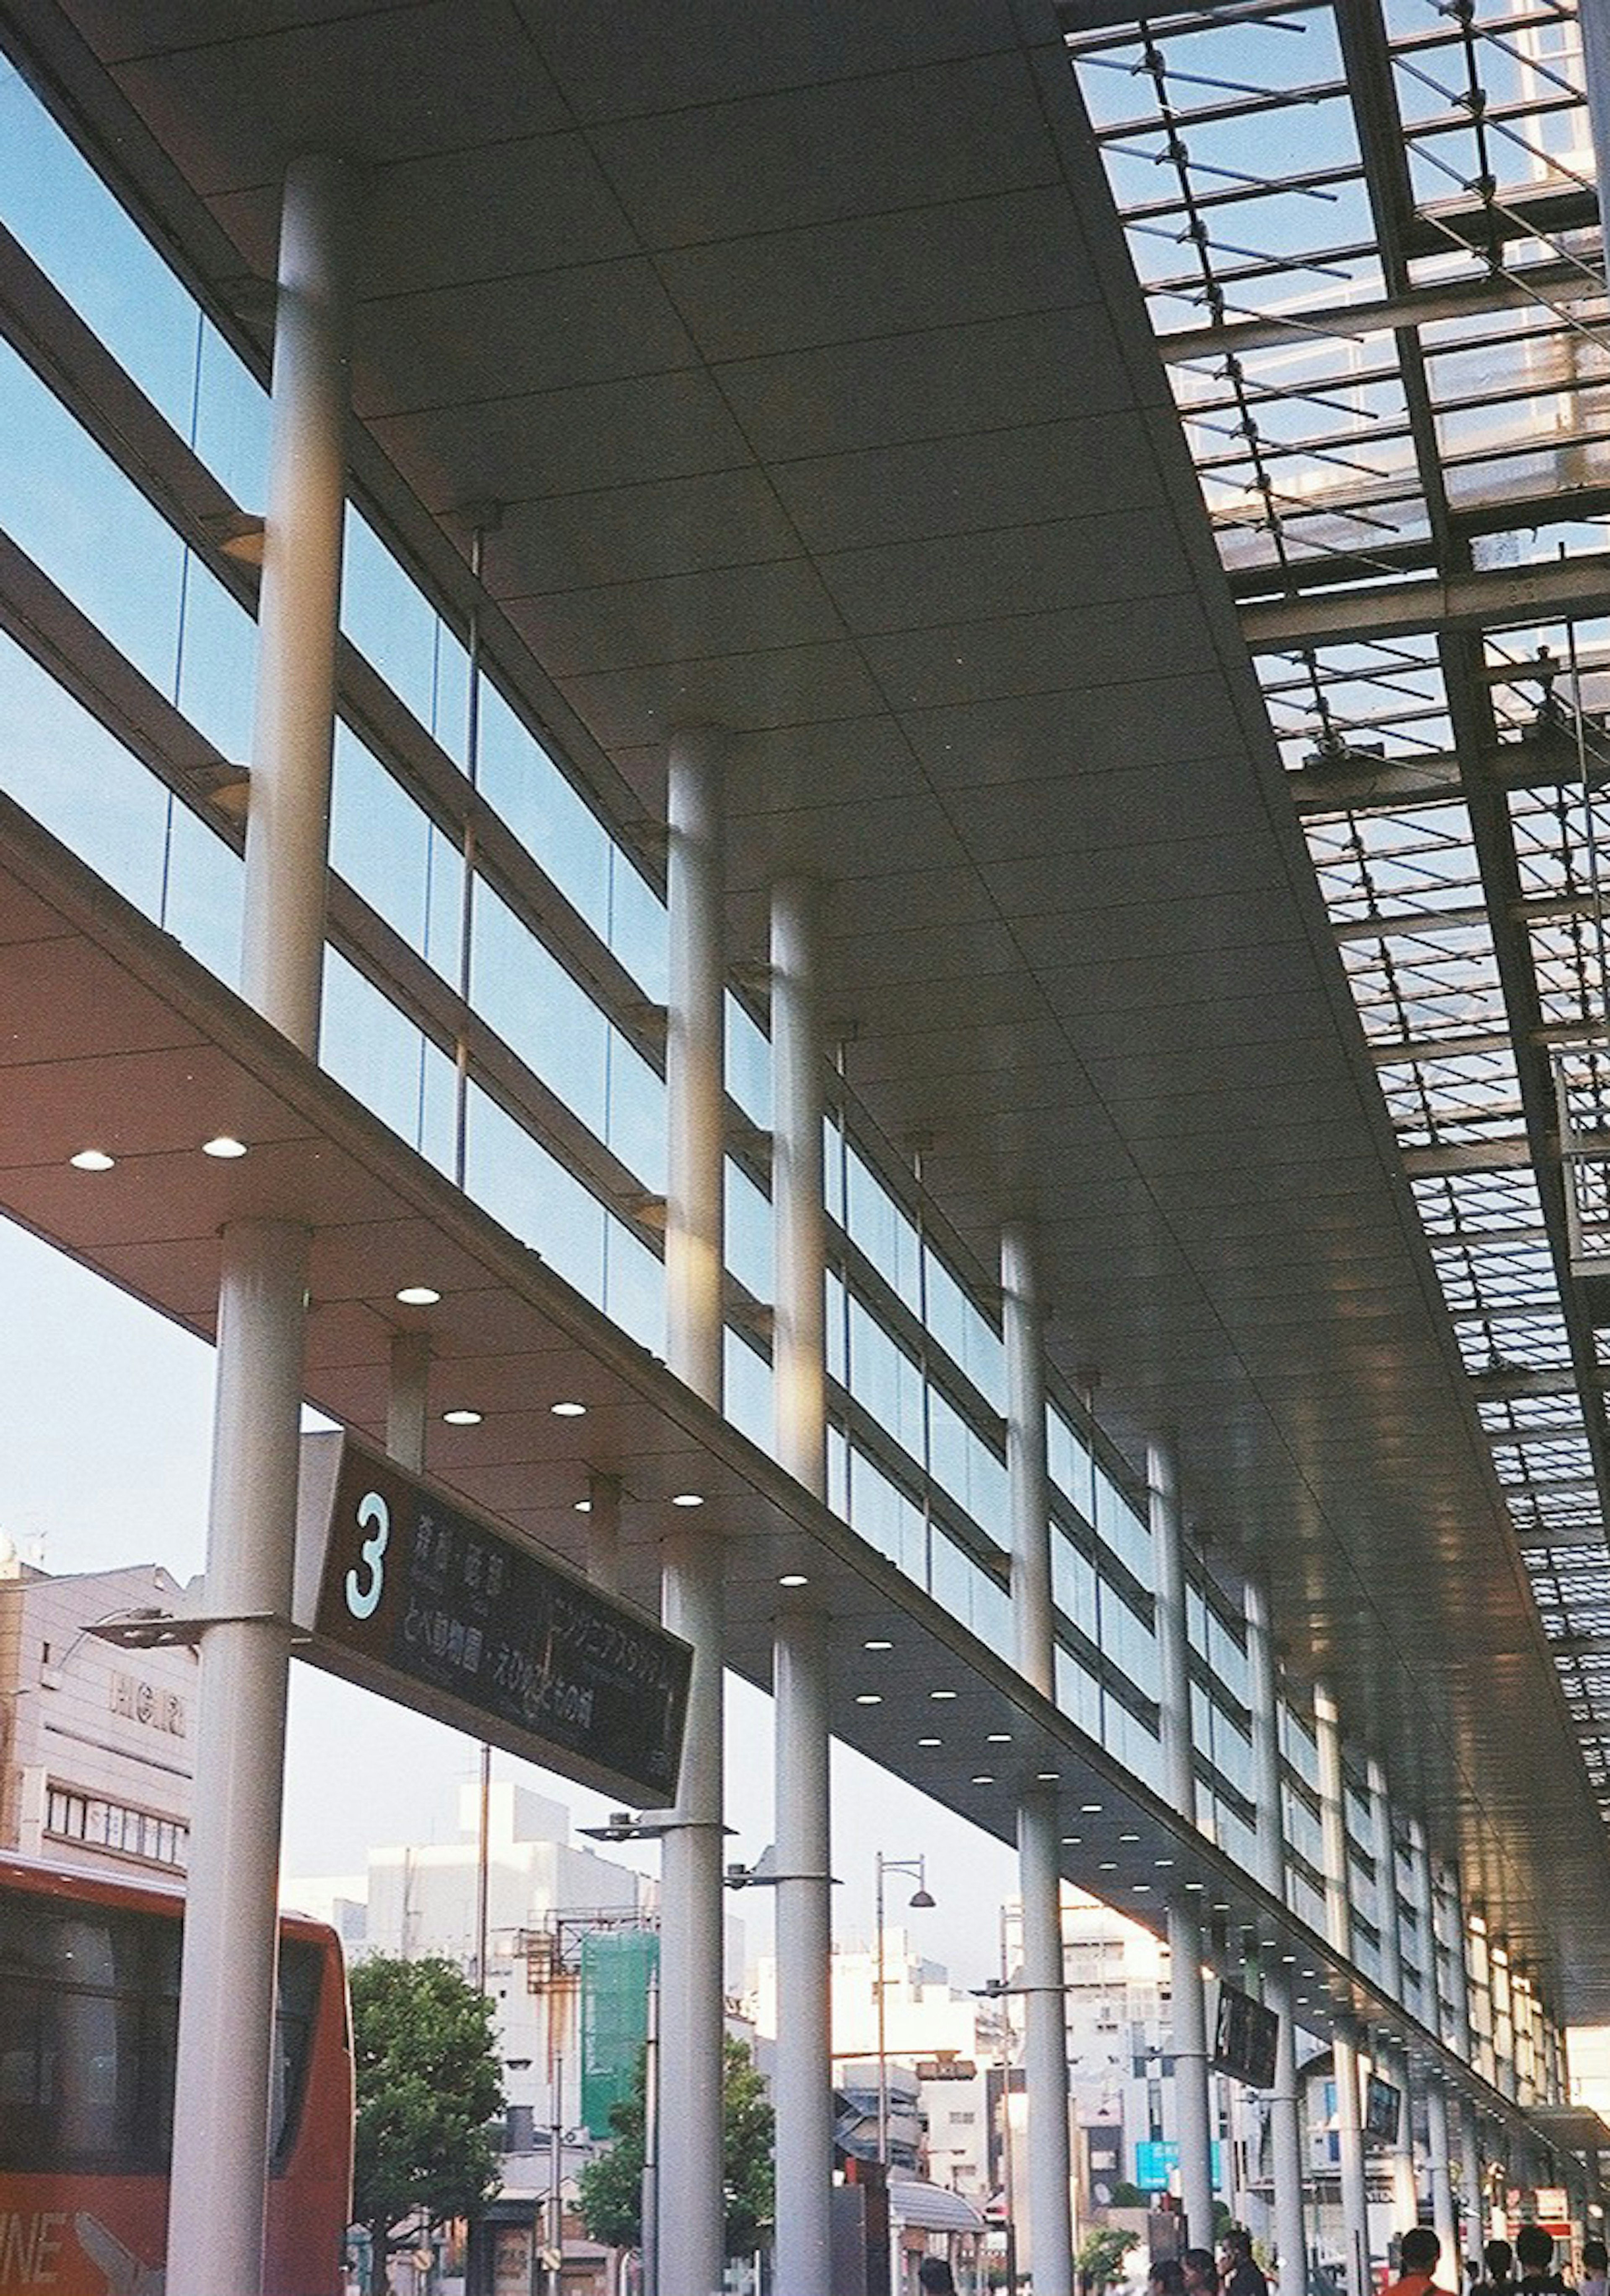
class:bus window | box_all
[0,1886,319,2179]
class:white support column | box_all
[1407,1818,1440,2039]
[1462,2106,1484,2269]
[1314,1683,1371,2296]
[1150,1438,1213,2248]
[1369,1761,1403,2001]
[773,1607,832,2296]
[771,873,834,2296]
[166,150,352,2296]
[1385,2042,1418,2234]
[772,875,827,1494]
[660,724,727,2296]
[168,1222,312,2296]
[1427,2081,1458,2270]
[1245,1580,1308,2296]
[586,1471,622,1596]
[1367,1764,1416,2226]
[1004,1224,1055,1701]
[387,1328,430,1473]
[1021,1786,1075,2296]
[1442,1866,1472,2063]
[1004,1225,1072,2296]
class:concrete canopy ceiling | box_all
[5,0,1610,2011]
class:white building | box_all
[0,1547,198,1878]
[287,1778,651,2137]
[750,1927,999,2194]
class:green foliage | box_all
[350,1956,506,2296]
[1079,2226,1140,2289]
[577,2033,775,2258]
[1108,2182,1151,2210]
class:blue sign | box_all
[1134,2140,1226,2192]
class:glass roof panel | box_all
[1068,0,1610,1793]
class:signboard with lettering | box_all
[294,1432,692,1804]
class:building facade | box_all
[0,1549,197,1878]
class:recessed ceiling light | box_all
[930,1689,958,1701]
[1098,1860,1118,1871]
[971,1774,994,1785]
[671,1493,704,1508]
[987,1733,1013,1744]
[396,1285,441,1306]
[1132,1883,1152,1893]
[855,1693,882,1706]
[1080,1803,1102,1814]
[918,1736,943,1748]
[778,1572,809,1587]
[1119,1832,1140,1843]
[1155,1859,1174,1869]
[442,1409,482,1426]
[1061,1835,1083,1846]
[1185,1881,1205,1892]
[551,1400,587,1417]
[1036,1771,1060,1783]
[69,1148,115,1171]
[1282,1953,1298,1964]
[574,1500,592,1513]
[1213,1902,1230,1912]
[202,1134,248,1158]
[864,1638,893,1651]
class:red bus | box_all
[0,1852,353,2296]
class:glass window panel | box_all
[192,319,269,508]
[846,1147,919,1296]
[723,1333,771,1452]
[0,335,184,694]
[0,630,169,917]
[1053,1533,1098,1639]
[727,994,770,1126]
[330,727,462,980]
[605,844,667,1000]
[725,1161,774,1305]
[602,1217,663,1355]
[0,61,198,432]
[1096,1471,1151,1582]
[466,1086,605,1306]
[163,800,242,987]
[174,558,258,763]
[478,677,611,928]
[320,952,457,1171]
[1056,1645,1102,1739]
[473,883,607,1136]
[341,507,443,742]
[602,1030,665,1193]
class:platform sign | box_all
[294,1431,692,1804]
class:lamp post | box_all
[875,1852,935,2165]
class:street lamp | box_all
[875,1852,936,2165]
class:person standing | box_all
[1221,2227,1270,2296]
[1384,2226,1444,2296]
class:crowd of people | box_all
[1140,2225,1608,2296]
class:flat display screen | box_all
[1213,1984,1279,2088]
[1364,2073,1402,2143]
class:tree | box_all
[577,2033,775,2259]
[1078,2226,1139,2292]
[350,1955,506,2296]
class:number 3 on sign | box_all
[345,1490,390,1620]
